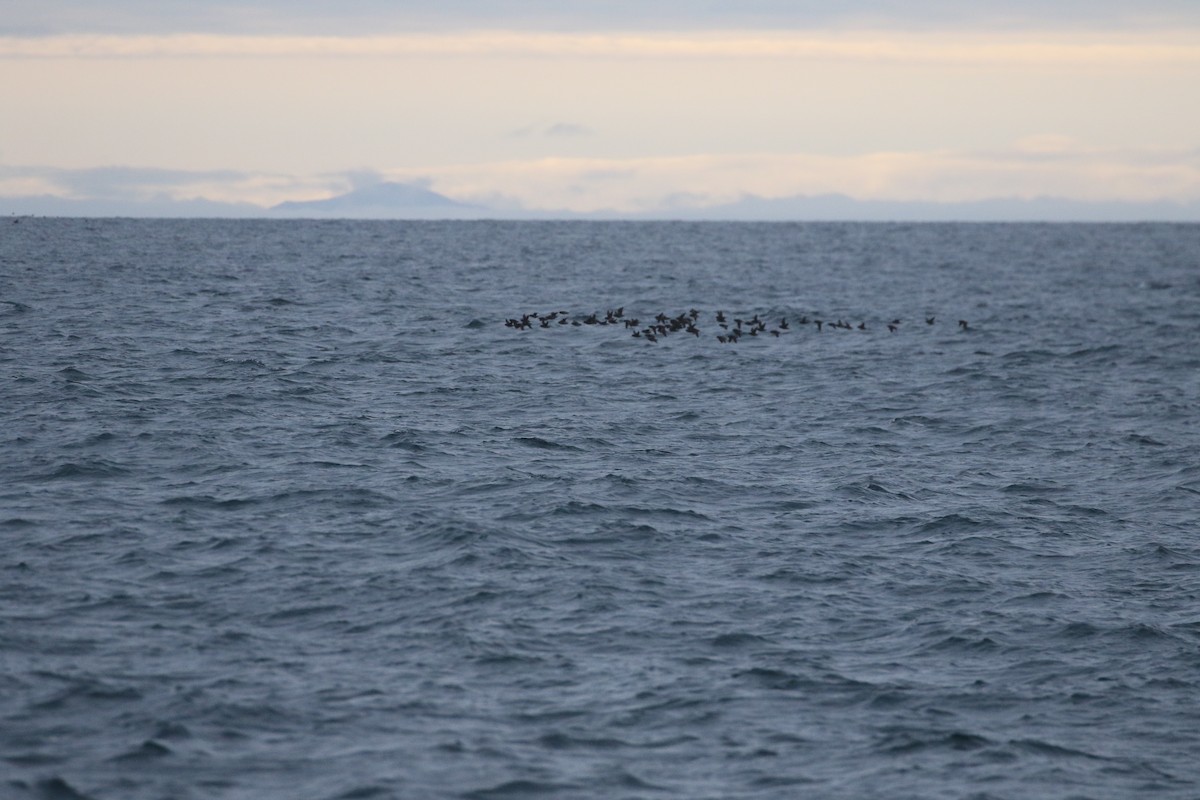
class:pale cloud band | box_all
[7,145,1197,214]
[4,30,1200,65]
[397,147,1200,213]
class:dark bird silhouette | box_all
[503,305,965,347]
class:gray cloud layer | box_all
[45,166,251,200]
[3,0,1198,35]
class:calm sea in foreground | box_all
[2,219,1199,800]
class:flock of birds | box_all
[504,308,968,343]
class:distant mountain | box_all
[5,185,1197,222]
[630,193,1200,222]
[0,194,263,218]
[270,182,483,218]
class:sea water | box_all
[2,219,1199,799]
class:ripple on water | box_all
[5,220,1200,800]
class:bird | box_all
[501,305,975,348]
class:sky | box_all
[2,1,1199,216]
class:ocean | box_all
[2,218,1199,799]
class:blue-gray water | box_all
[2,219,1199,800]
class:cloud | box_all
[47,166,251,200]
[4,1,1200,36]
[579,168,637,181]
[0,164,341,207]
[341,168,389,190]
[0,167,60,198]
[382,143,1200,213]
[544,122,592,138]
[507,122,593,139]
[4,31,1200,66]
[3,141,1198,215]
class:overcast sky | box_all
[6,1,1200,34]
[2,1,1198,214]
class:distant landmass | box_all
[2,194,263,218]
[627,193,1200,222]
[270,182,483,218]
[3,183,1198,221]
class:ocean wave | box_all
[6,219,1200,800]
